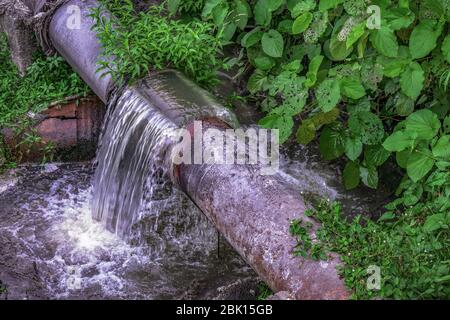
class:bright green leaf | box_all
[407,148,435,182]
[261,29,284,58]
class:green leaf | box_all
[396,149,411,169]
[340,77,366,100]
[360,165,378,189]
[213,3,229,25]
[247,69,267,93]
[405,109,441,140]
[346,23,365,49]
[325,38,353,61]
[407,148,435,182]
[423,213,447,233]
[365,144,391,166]
[395,94,415,116]
[348,111,384,145]
[202,0,223,18]
[442,35,450,64]
[370,26,399,58]
[288,0,316,18]
[304,55,324,88]
[254,0,272,26]
[345,137,363,161]
[167,0,181,15]
[319,0,343,12]
[296,119,316,145]
[400,62,424,100]
[278,19,294,33]
[311,109,340,129]
[292,12,313,34]
[316,79,341,112]
[259,113,294,144]
[409,20,442,60]
[383,131,415,152]
[234,0,250,30]
[377,56,409,78]
[241,27,263,48]
[266,0,284,11]
[261,29,284,58]
[432,135,450,159]
[319,125,345,160]
[254,55,276,70]
[343,161,360,190]
[386,8,415,30]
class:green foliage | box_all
[170,0,450,299]
[173,0,450,194]
[0,281,6,295]
[0,33,90,170]
[291,200,450,299]
[256,282,273,300]
[90,1,222,86]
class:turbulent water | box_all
[0,163,258,299]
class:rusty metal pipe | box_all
[48,0,114,103]
[170,120,349,300]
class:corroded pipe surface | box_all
[48,0,113,102]
[172,120,350,300]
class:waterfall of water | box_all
[91,86,177,239]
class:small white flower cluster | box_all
[343,0,369,16]
[304,12,328,44]
[337,17,359,42]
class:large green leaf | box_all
[346,23,365,49]
[261,29,284,58]
[233,0,250,30]
[348,111,384,145]
[316,79,341,112]
[247,69,267,93]
[383,131,415,152]
[432,135,450,159]
[319,125,345,160]
[202,0,223,18]
[407,148,435,182]
[318,0,343,12]
[296,119,316,145]
[405,109,441,140]
[442,35,450,64]
[304,55,324,88]
[365,144,391,166]
[400,62,424,100]
[343,161,360,190]
[292,12,313,34]
[340,77,366,99]
[423,213,447,233]
[370,26,399,58]
[345,137,363,161]
[241,27,263,48]
[254,0,272,26]
[259,113,294,144]
[409,20,442,60]
[360,165,379,189]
